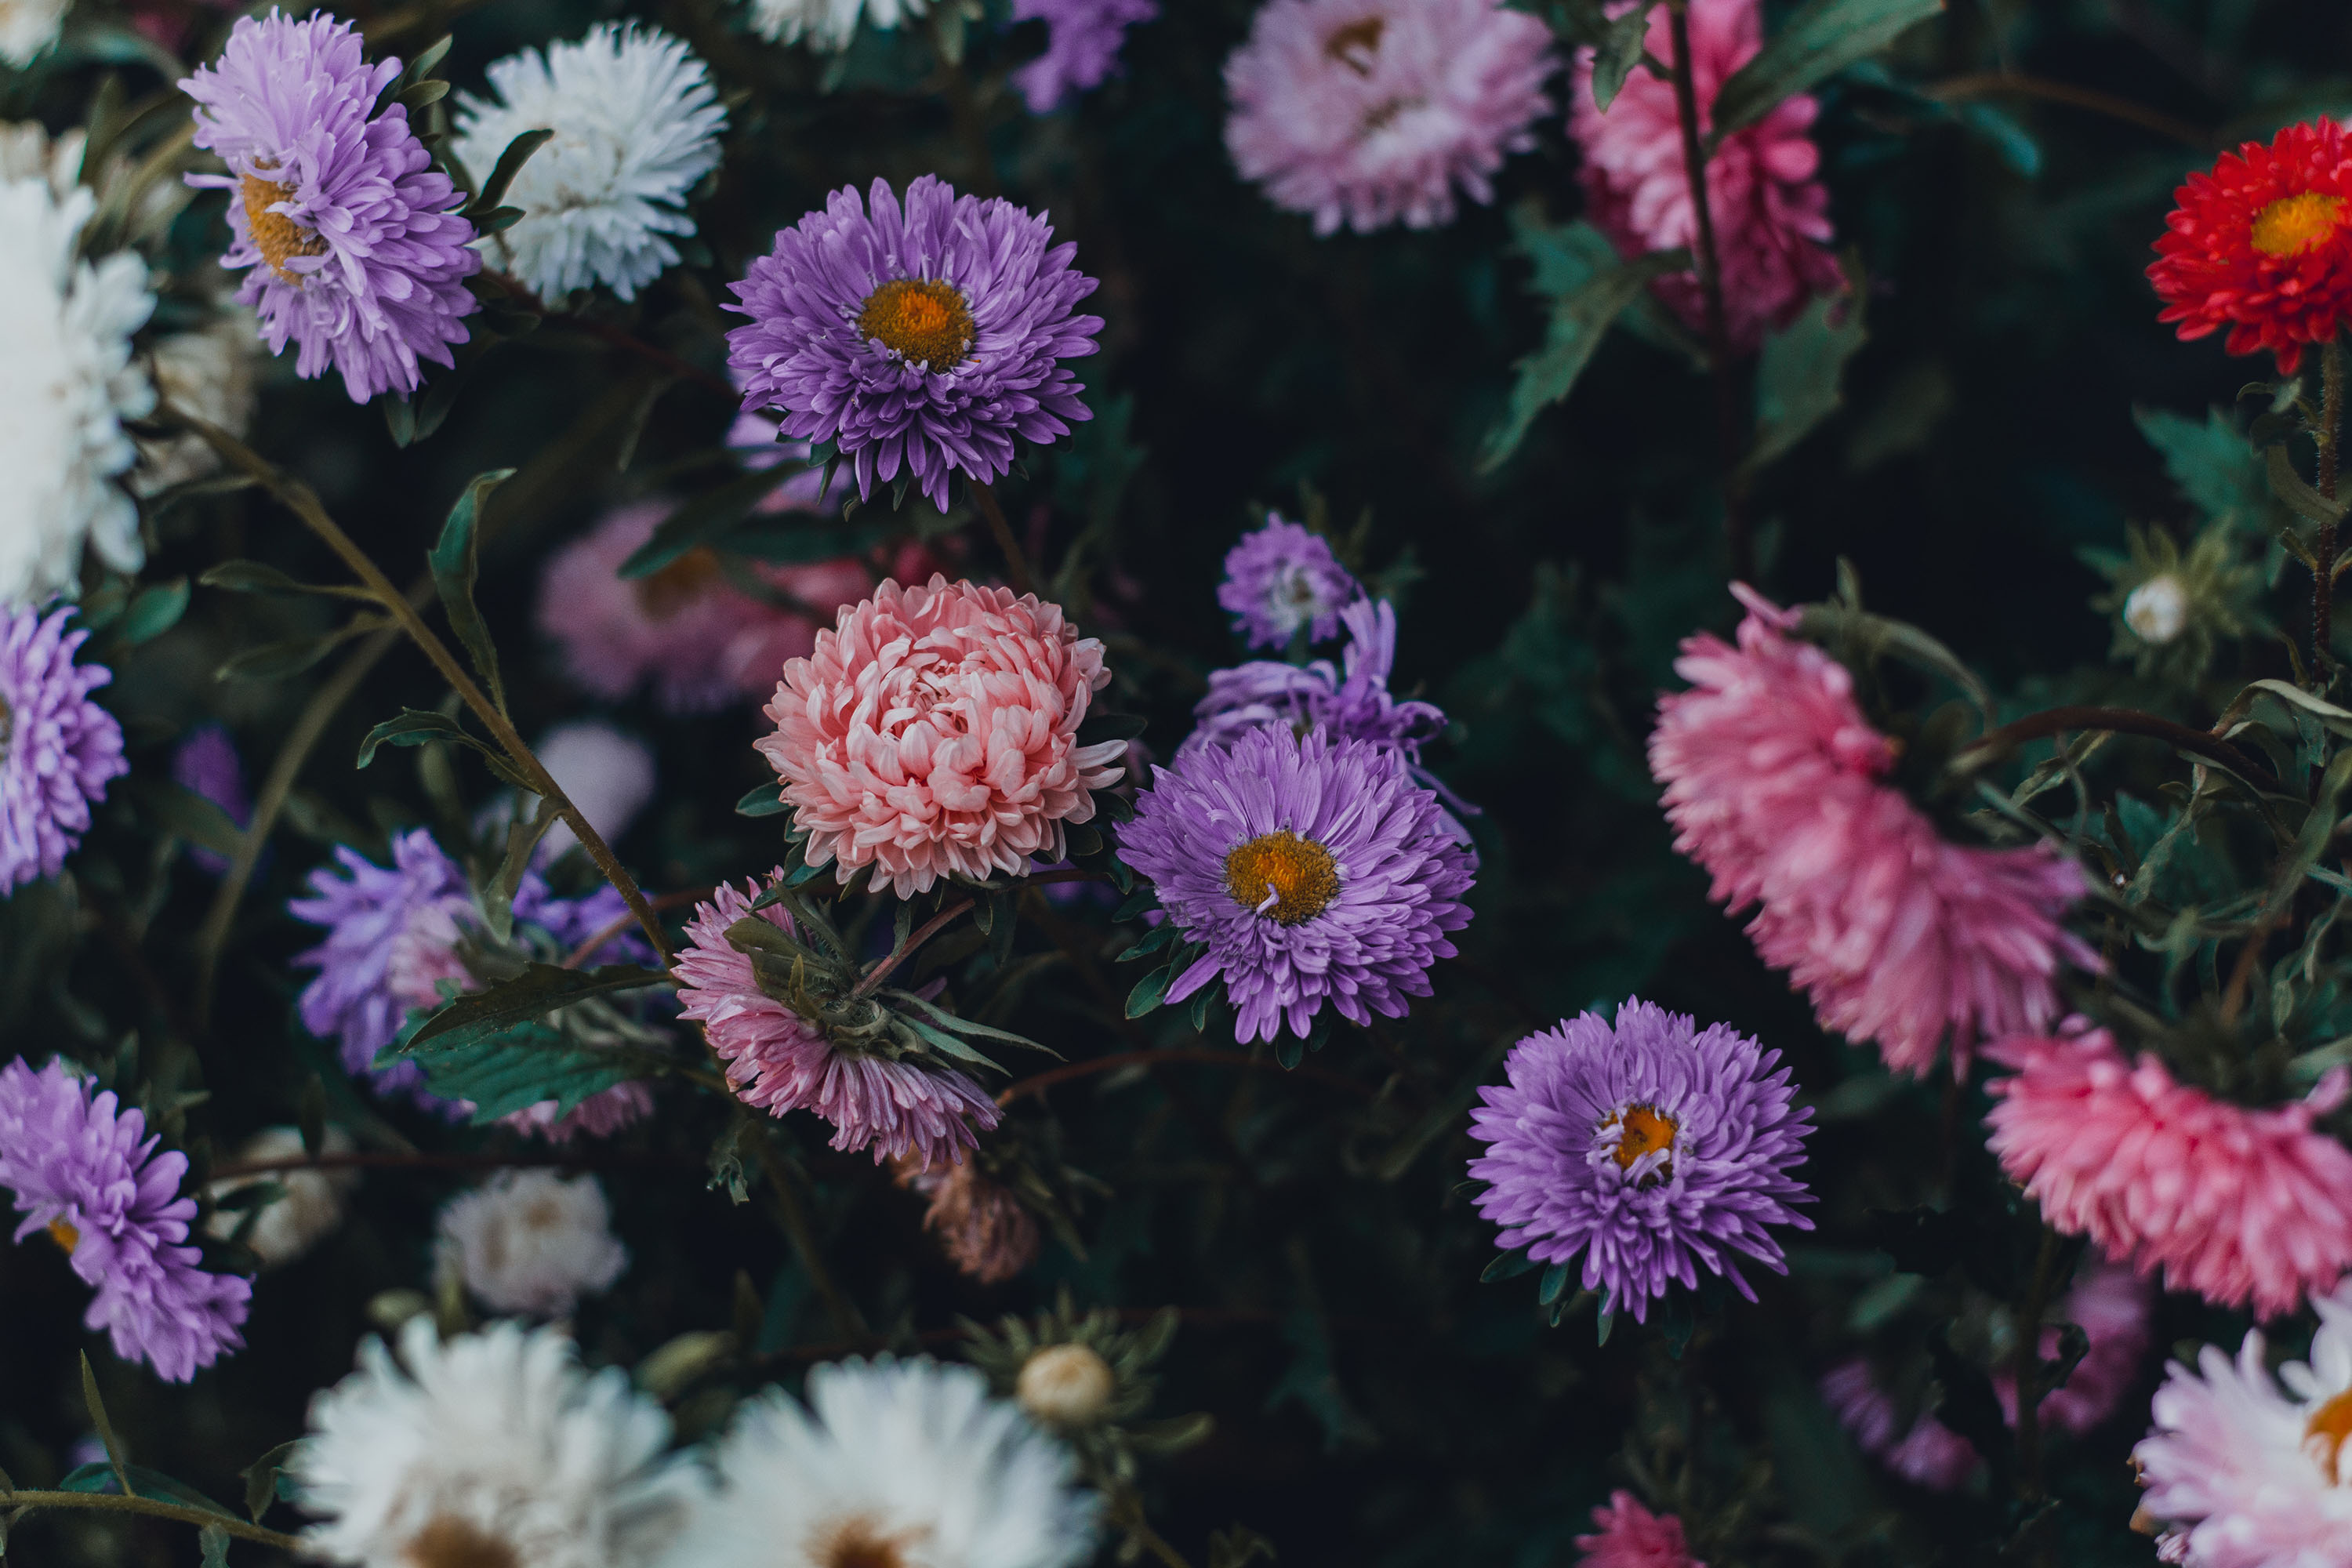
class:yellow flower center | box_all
[2307,1387,2352,1483]
[239,169,327,283]
[1324,16,1384,74]
[1223,830,1340,924]
[404,1515,518,1568]
[856,278,975,368]
[2252,191,2349,259]
[1603,1104,1679,1184]
[45,1216,78,1254]
[635,546,723,619]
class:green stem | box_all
[2316,338,2343,664]
[2011,1225,2062,1506]
[970,480,1038,597]
[1,1490,304,1552]
[750,1130,866,1340]
[1106,1484,1196,1568]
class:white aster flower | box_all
[434,1169,628,1318]
[0,176,154,608]
[745,0,931,52]
[0,119,82,194]
[662,1356,1099,1568]
[0,0,66,67]
[205,1124,358,1269]
[454,24,726,302]
[135,310,258,496]
[2133,1276,2352,1566]
[292,1317,699,1568]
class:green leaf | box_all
[2135,405,2271,532]
[1589,2,1661,111]
[79,1354,132,1498]
[356,708,476,769]
[735,782,789,817]
[1742,284,1867,477]
[385,1019,646,1122]
[464,127,554,215]
[1479,244,1691,473]
[58,1462,240,1517]
[1479,1250,1541,1284]
[119,776,244,860]
[1125,963,1174,1018]
[483,794,561,946]
[407,961,669,1049]
[1709,0,1944,144]
[2267,442,2348,528]
[1537,1263,1572,1305]
[723,515,909,567]
[428,470,516,714]
[199,560,377,601]
[216,619,389,682]
[618,462,818,579]
[200,1524,232,1568]
[114,578,189,645]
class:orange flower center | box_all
[238,169,327,283]
[2252,191,2349,259]
[1603,1104,1679,1183]
[45,1216,78,1254]
[634,546,724,619]
[856,278,975,368]
[1325,16,1384,74]
[811,1515,926,1568]
[404,1515,519,1568]
[2307,1387,2352,1483]
[1223,830,1340,924]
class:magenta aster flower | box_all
[0,1058,250,1382]
[1118,724,1473,1044]
[1012,0,1156,113]
[181,9,479,402]
[1467,999,1813,1323]
[1,604,126,895]
[1216,514,1358,649]
[1985,1027,2352,1319]
[1570,0,1842,352]
[1650,589,2097,1076]
[1575,1491,1704,1568]
[726,176,1102,511]
[673,877,1004,1166]
[1224,0,1555,236]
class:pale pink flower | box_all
[1985,1026,2352,1319]
[1819,1360,1979,1490]
[1650,589,2094,1076]
[498,1081,655,1143]
[896,1156,1040,1286]
[1575,1491,1703,1568]
[1570,0,1842,351]
[2133,1277,2352,1567]
[1224,0,1555,236]
[672,877,1002,1165]
[757,575,1124,897]
[535,496,887,713]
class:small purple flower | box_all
[726,175,1103,512]
[1217,514,1357,649]
[0,1058,250,1382]
[1188,596,1444,760]
[1012,0,1157,114]
[181,9,480,403]
[1118,724,1474,1044]
[2,604,127,895]
[1467,1000,1813,1323]
[171,724,252,877]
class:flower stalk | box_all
[1663,0,1748,579]
[2316,336,2344,663]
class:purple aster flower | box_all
[1011,0,1158,114]
[171,724,251,877]
[725,175,1103,512]
[1118,724,1474,1044]
[289,827,474,1098]
[181,9,480,403]
[1217,514,1358,649]
[1466,1000,1813,1323]
[2,604,126,895]
[0,1058,250,1382]
[1188,596,1443,759]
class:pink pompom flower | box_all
[1650,589,2095,1077]
[1224,0,1555,236]
[1985,1025,2352,1319]
[1570,0,1843,351]
[1575,1491,1704,1568]
[756,575,1125,898]
[673,876,1003,1166]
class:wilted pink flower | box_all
[673,877,1002,1166]
[1574,1491,1703,1568]
[1650,589,2094,1076]
[499,1082,655,1143]
[1570,0,1842,351]
[896,1156,1040,1285]
[1819,1360,1979,1490]
[757,575,1125,897]
[1985,1027,2352,1319]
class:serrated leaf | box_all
[1589,2,1660,111]
[405,961,668,1050]
[1479,246,1690,473]
[1742,283,1867,477]
[383,1019,647,1122]
[428,470,515,714]
[1710,0,1944,143]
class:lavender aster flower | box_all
[1187,596,1444,761]
[172,724,252,877]
[0,1058,251,1381]
[1466,1000,1813,1323]
[2,604,127,895]
[1118,724,1474,1044]
[289,827,474,1096]
[1217,514,1358,649]
[1012,0,1158,114]
[726,175,1103,512]
[181,10,480,403]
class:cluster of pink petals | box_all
[897,1156,1040,1285]
[1650,589,2095,1076]
[1985,1025,2352,1319]
[499,1081,655,1143]
[757,575,1125,897]
[1575,1491,1703,1568]
[1570,0,1843,351]
[673,877,1003,1166]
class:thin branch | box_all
[1664,0,1748,579]
[750,1129,867,1340]
[1955,706,2282,795]
[969,480,1037,596]
[487,271,739,401]
[1925,72,2212,149]
[0,1489,304,1552]
[2317,339,2343,661]
[560,887,716,969]
[851,898,974,998]
[998,1047,1374,1105]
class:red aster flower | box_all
[2148,119,2352,373]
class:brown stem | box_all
[1664,0,1748,579]
[1925,73,2211,148]
[998,1047,1376,1106]
[0,1489,304,1552]
[1956,705,2281,794]
[487,272,738,401]
[560,887,716,969]
[2316,338,2343,663]
[1107,1486,1197,1568]
[969,479,1037,596]
[851,898,975,999]
[179,413,674,963]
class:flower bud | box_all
[2124,574,2189,644]
[1016,1342,1116,1426]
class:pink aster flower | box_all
[1224,0,1555,236]
[498,1081,655,1143]
[1819,1360,1980,1490]
[673,877,1003,1165]
[756,575,1125,897]
[1575,1491,1703,1568]
[1570,0,1843,351]
[2005,1258,2154,1436]
[897,1156,1040,1286]
[1650,588,2096,1076]
[1985,1026,2352,1319]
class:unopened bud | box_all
[2124,575,2188,644]
[1016,1342,1116,1426]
